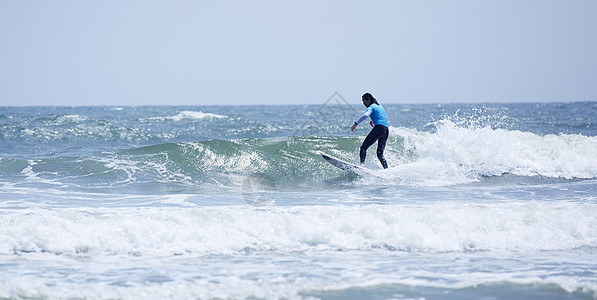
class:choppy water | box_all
[1,102,596,299]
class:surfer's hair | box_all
[362,93,379,105]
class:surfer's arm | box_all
[351,111,371,131]
[354,111,371,126]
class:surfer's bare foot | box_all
[360,163,365,167]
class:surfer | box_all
[351,93,389,169]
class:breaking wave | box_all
[3,119,596,190]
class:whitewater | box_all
[1,103,596,299]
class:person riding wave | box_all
[351,93,389,169]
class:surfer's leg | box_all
[376,127,389,169]
[360,127,380,164]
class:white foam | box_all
[55,114,87,123]
[379,121,597,186]
[1,203,595,256]
[21,160,38,180]
[1,252,595,300]
[0,276,309,300]
[0,274,597,300]
[171,111,228,121]
[147,111,228,121]
[97,156,142,184]
[183,142,268,173]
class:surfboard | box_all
[321,153,370,174]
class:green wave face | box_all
[1,135,406,192]
[121,136,385,189]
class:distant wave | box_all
[146,111,229,121]
[54,114,88,123]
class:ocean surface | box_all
[1,101,596,299]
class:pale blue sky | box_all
[1,0,596,106]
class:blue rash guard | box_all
[354,103,388,127]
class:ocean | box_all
[1,101,596,299]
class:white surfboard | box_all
[321,153,371,175]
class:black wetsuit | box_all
[360,124,389,169]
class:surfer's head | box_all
[362,93,378,107]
